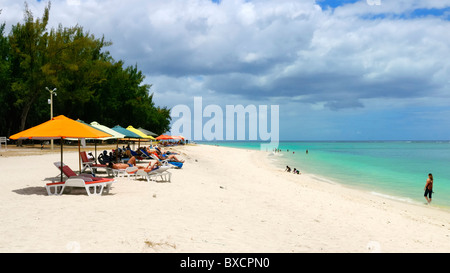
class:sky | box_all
[2,0,450,141]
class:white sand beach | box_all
[0,144,450,253]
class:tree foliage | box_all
[0,3,171,138]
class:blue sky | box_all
[3,0,450,140]
[316,0,360,9]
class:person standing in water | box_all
[424,173,433,204]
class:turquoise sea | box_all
[201,141,450,209]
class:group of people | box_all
[284,166,435,205]
[104,144,437,206]
[285,165,301,175]
[111,156,162,173]
[98,145,185,172]
[273,148,309,155]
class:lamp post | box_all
[46,87,57,150]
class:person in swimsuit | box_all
[424,173,433,204]
[155,146,184,163]
[112,156,161,171]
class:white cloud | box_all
[2,0,450,112]
[66,0,80,6]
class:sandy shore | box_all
[0,144,450,253]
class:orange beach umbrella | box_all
[9,115,112,181]
[9,115,111,140]
[156,134,172,140]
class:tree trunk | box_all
[16,96,37,146]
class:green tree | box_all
[8,2,50,135]
[86,62,171,134]
[0,17,12,136]
[4,2,171,138]
[45,24,112,118]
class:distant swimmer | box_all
[424,173,433,204]
[306,149,308,154]
[292,168,301,175]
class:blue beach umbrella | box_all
[111,125,142,139]
[110,125,143,161]
[111,125,143,152]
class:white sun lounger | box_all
[135,166,172,183]
[45,178,114,196]
[48,162,116,196]
[149,154,174,167]
[113,166,139,179]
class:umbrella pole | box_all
[116,138,119,163]
[60,137,63,182]
[95,141,97,164]
[78,139,81,174]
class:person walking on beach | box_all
[424,173,433,204]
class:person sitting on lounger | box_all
[142,160,162,172]
[111,156,162,170]
[111,156,139,169]
[154,146,184,163]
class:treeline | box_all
[0,3,171,138]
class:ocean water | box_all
[201,141,450,209]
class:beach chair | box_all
[45,181,65,195]
[80,151,113,176]
[114,166,139,179]
[150,153,183,169]
[125,149,139,161]
[135,165,172,183]
[155,146,179,155]
[45,178,113,196]
[0,137,7,150]
[48,162,115,196]
[54,161,116,183]
[139,148,153,160]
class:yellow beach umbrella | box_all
[126,126,156,140]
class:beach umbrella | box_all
[111,125,142,153]
[91,122,126,140]
[126,125,155,149]
[137,127,158,137]
[9,115,112,181]
[156,134,175,146]
[89,121,127,164]
[111,125,141,139]
[156,134,171,140]
[126,125,156,140]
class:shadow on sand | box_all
[12,186,47,196]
